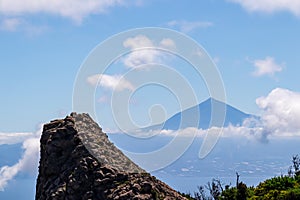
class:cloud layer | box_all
[0,132,34,145]
[228,0,300,17]
[0,126,42,191]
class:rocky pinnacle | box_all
[35,113,187,200]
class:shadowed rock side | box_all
[35,113,187,200]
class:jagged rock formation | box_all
[35,113,187,200]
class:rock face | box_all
[35,113,187,200]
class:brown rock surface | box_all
[35,113,187,200]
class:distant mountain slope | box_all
[108,98,253,154]
[146,98,252,131]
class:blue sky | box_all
[1,0,300,195]
[1,0,300,133]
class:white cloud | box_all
[0,165,19,191]
[123,35,159,69]
[167,20,213,33]
[128,126,264,140]
[123,35,154,49]
[0,132,34,145]
[123,49,162,69]
[228,0,300,17]
[193,48,204,57]
[0,125,42,191]
[0,137,40,191]
[97,95,110,103]
[181,168,189,172]
[256,88,300,136]
[213,57,220,64]
[159,38,176,50]
[122,35,176,68]
[162,126,266,141]
[0,0,128,23]
[0,17,48,35]
[0,18,22,31]
[87,74,135,91]
[252,56,283,77]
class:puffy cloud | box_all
[87,74,135,91]
[228,0,300,17]
[122,35,176,68]
[0,126,42,191]
[167,20,213,33]
[123,35,159,69]
[256,88,300,136]
[123,49,162,69]
[159,38,176,50]
[0,0,129,23]
[123,35,154,49]
[252,56,283,77]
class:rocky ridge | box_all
[35,113,187,200]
